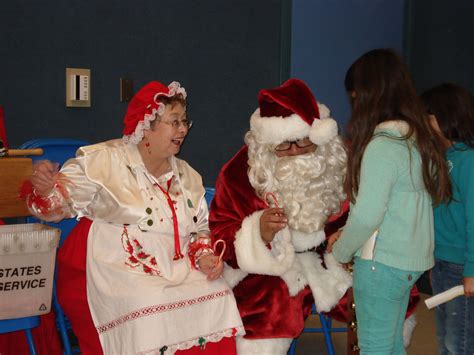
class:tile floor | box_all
[293,293,437,354]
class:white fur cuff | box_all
[234,210,295,276]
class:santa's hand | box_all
[260,208,288,243]
[464,277,474,297]
[31,160,60,196]
[198,255,223,280]
[326,229,343,253]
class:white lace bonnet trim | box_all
[123,81,187,144]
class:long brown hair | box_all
[344,48,451,205]
[421,83,474,148]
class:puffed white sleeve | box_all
[26,152,102,222]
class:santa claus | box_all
[209,78,352,354]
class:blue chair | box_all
[288,303,347,355]
[0,316,40,355]
[20,138,89,355]
[204,187,215,207]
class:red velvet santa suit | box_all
[209,146,352,341]
[210,146,313,339]
[208,80,355,354]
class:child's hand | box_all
[326,229,343,253]
[198,255,224,281]
[464,277,474,297]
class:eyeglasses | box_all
[274,137,314,151]
[158,119,193,130]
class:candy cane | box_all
[213,239,226,263]
[264,192,280,208]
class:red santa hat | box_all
[122,81,187,144]
[250,78,338,145]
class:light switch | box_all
[66,68,91,107]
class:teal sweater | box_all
[433,143,474,277]
[333,121,434,271]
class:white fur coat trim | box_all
[279,251,352,311]
[234,210,295,276]
[298,252,352,312]
[237,336,292,355]
[222,264,248,289]
[291,229,326,252]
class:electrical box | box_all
[120,78,134,102]
[66,68,91,107]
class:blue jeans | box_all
[353,258,422,355]
[431,260,474,355]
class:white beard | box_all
[246,133,347,234]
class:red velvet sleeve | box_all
[209,146,267,268]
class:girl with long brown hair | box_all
[331,49,451,354]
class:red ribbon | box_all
[154,178,184,261]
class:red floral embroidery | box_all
[121,226,161,276]
[128,256,139,265]
[137,251,150,259]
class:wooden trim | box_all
[0,158,32,218]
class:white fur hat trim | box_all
[250,103,338,146]
[310,117,338,145]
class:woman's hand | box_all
[31,160,59,196]
[260,208,287,243]
[326,229,343,253]
[198,255,223,281]
[464,276,474,297]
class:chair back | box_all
[204,187,215,208]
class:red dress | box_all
[56,217,237,355]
